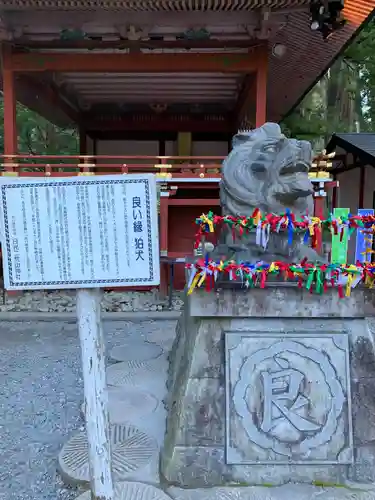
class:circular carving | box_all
[81,387,158,422]
[75,481,171,500]
[109,342,163,363]
[58,424,158,485]
[233,340,345,459]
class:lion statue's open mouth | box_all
[276,162,313,205]
[221,123,315,217]
[213,122,325,263]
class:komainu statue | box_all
[212,122,324,262]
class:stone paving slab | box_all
[58,424,158,486]
[109,341,164,363]
[145,329,176,351]
[76,481,172,500]
[80,387,159,423]
[106,359,168,400]
[168,485,375,500]
[0,318,177,500]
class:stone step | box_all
[58,423,159,486]
[75,481,172,500]
[168,485,375,500]
[109,341,164,363]
[80,386,159,423]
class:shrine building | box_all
[0,0,374,292]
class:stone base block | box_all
[161,287,375,488]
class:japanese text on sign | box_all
[0,175,160,290]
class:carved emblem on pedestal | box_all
[225,333,353,465]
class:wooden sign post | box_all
[0,175,160,500]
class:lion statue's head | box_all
[211,123,324,263]
[221,122,314,217]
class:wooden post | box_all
[2,63,18,170]
[1,48,18,297]
[255,51,268,127]
[313,181,326,254]
[159,191,169,296]
[359,165,365,209]
[76,289,114,500]
[79,127,88,155]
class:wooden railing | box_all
[0,155,223,178]
[0,153,336,180]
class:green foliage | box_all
[0,99,78,157]
[281,18,375,150]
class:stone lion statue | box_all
[211,122,324,263]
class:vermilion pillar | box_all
[1,48,19,296]
[159,191,169,296]
[255,52,268,127]
[2,60,18,169]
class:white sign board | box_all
[0,175,160,290]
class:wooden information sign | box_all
[0,174,160,500]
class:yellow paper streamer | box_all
[345,273,354,297]
[201,214,214,233]
[254,211,261,226]
[309,217,321,236]
[197,272,206,288]
[269,263,277,272]
[187,273,200,295]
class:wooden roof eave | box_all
[326,134,375,171]
[13,74,74,128]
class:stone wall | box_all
[0,290,184,312]
[161,287,375,488]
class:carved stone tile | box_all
[225,332,353,465]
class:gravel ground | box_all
[0,319,177,500]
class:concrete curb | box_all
[0,311,181,322]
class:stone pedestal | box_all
[161,286,375,488]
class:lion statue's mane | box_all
[212,122,324,262]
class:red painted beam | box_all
[7,50,262,73]
[14,39,263,51]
